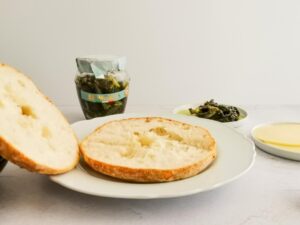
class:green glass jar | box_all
[75,56,130,119]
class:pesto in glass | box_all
[75,56,129,119]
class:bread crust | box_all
[0,136,78,174]
[0,63,79,174]
[80,117,217,182]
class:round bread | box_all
[80,117,216,182]
[0,64,79,174]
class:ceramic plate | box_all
[173,104,248,128]
[251,122,300,161]
[50,113,255,199]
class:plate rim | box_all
[50,113,256,199]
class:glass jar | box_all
[75,56,129,119]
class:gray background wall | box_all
[1,0,299,106]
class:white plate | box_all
[173,104,248,128]
[50,113,255,199]
[251,122,300,161]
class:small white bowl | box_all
[173,103,248,128]
[251,122,300,161]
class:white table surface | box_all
[1,105,299,225]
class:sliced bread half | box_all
[80,117,216,182]
[0,64,79,174]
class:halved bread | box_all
[0,64,79,174]
[80,117,216,182]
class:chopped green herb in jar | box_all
[75,73,129,119]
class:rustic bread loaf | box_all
[0,64,79,174]
[80,117,216,182]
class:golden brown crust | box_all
[80,117,217,182]
[0,136,78,174]
[0,63,79,174]
[82,150,216,182]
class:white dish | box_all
[173,104,248,128]
[251,122,300,161]
[50,113,255,199]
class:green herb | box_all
[189,99,240,122]
[75,74,128,119]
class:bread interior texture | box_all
[81,118,215,169]
[0,65,78,172]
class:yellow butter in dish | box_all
[253,123,300,154]
[252,123,300,161]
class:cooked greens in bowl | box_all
[189,99,240,122]
[173,100,247,127]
